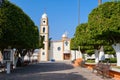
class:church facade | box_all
[38,13,81,61]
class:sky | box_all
[10,0,109,40]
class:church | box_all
[38,13,82,61]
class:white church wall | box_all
[53,51,63,61]
[40,49,47,61]
[50,41,63,61]
[63,40,70,50]
[49,50,53,61]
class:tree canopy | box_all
[88,2,120,45]
[70,23,89,50]
[70,23,94,55]
[71,2,119,56]
[0,0,40,49]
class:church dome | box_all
[62,33,67,38]
[42,13,47,18]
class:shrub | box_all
[109,58,117,63]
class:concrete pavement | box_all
[0,61,115,80]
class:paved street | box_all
[0,61,114,80]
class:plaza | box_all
[0,61,115,80]
[0,0,120,80]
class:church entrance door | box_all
[64,54,70,60]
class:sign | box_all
[3,49,13,61]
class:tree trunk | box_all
[112,43,120,66]
[94,49,99,63]
[99,46,105,61]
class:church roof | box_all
[42,13,47,18]
[62,32,68,38]
[62,34,67,38]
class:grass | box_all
[112,66,120,69]
[86,59,95,63]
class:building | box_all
[39,13,49,61]
[38,13,82,61]
[49,33,71,61]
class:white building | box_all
[49,34,71,61]
[39,13,49,61]
[38,13,82,61]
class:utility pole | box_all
[78,0,80,25]
[98,0,102,5]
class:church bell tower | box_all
[39,13,49,61]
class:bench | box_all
[92,61,111,78]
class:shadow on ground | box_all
[0,62,88,80]
[0,73,87,80]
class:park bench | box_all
[92,61,111,78]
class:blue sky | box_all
[10,0,109,40]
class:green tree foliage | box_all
[104,46,115,55]
[39,36,44,49]
[0,0,40,49]
[110,0,120,2]
[71,2,119,56]
[88,2,120,45]
[70,23,94,55]
[70,23,89,50]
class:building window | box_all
[43,27,45,33]
[57,47,61,51]
[65,41,68,46]
[42,52,45,55]
[43,20,45,23]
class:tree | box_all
[0,0,44,64]
[70,23,95,60]
[88,2,120,66]
[0,0,39,49]
[70,23,90,50]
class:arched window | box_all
[43,21,45,23]
[43,27,45,33]
[42,52,45,55]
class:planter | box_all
[85,63,120,79]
